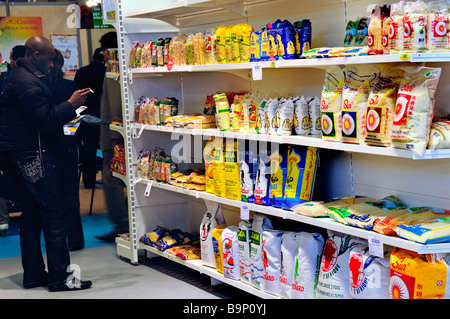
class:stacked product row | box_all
[200,209,450,299]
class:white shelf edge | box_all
[131,178,450,254]
[139,243,279,299]
[129,53,450,75]
[131,123,450,160]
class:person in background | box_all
[46,49,85,251]
[0,45,26,237]
[96,31,129,242]
[0,36,92,291]
[74,47,106,189]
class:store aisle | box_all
[0,245,255,299]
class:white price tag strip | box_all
[128,67,133,84]
[368,235,384,258]
[240,203,250,220]
[144,180,153,197]
[252,63,262,81]
[132,124,145,139]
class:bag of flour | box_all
[238,220,253,284]
[200,201,226,268]
[291,231,325,299]
[279,232,298,299]
[250,214,273,289]
[262,229,284,295]
[222,225,240,280]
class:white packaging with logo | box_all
[262,229,283,295]
[250,214,273,289]
[291,231,325,299]
[279,232,298,299]
[222,225,240,280]
[200,201,226,268]
[349,244,391,299]
[238,220,252,284]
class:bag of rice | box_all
[256,99,267,134]
[349,244,392,299]
[262,229,283,295]
[266,98,280,135]
[391,66,441,156]
[238,220,252,284]
[294,96,310,135]
[282,146,319,210]
[250,214,273,289]
[215,26,227,64]
[204,137,215,194]
[426,1,449,51]
[200,201,226,268]
[224,140,241,201]
[239,140,257,203]
[279,232,297,299]
[214,93,231,131]
[321,66,346,142]
[390,248,450,299]
[292,196,376,217]
[277,97,294,136]
[388,1,405,53]
[270,144,289,208]
[428,120,450,150]
[211,137,226,197]
[402,0,428,52]
[222,225,240,280]
[291,232,324,299]
[254,142,273,206]
[317,231,361,299]
[238,23,253,62]
[308,96,322,136]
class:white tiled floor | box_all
[0,245,255,299]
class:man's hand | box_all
[68,88,92,107]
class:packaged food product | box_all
[274,20,296,60]
[354,18,368,46]
[282,146,319,210]
[256,99,267,134]
[344,20,357,47]
[321,66,346,142]
[266,98,280,135]
[230,25,241,63]
[317,231,362,299]
[200,201,226,268]
[291,231,324,299]
[212,225,226,274]
[390,248,450,299]
[193,32,206,65]
[214,93,231,131]
[294,19,311,58]
[395,217,450,244]
[140,41,152,68]
[239,140,257,203]
[262,229,283,295]
[215,26,227,64]
[250,31,261,62]
[402,0,428,52]
[279,232,297,299]
[266,25,279,60]
[349,244,392,299]
[238,220,252,284]
[391,66,441,155]
[204,137,215,194]
[212,137,225,197]
[388,1,405,53]
[250,214,273,289]
[382,5,391,54]
[129,41,139,68]
[238,24,253,62]
[205,29,216,64]
[293,96,310,136]
[308,96,322,136]
[270,144,288,208]
[277,97,294,135]
[224,140,241,201]
[254,142,272,206]
[225,25,233,63]
[368,6,383,55]
[230,95,245,132]
[428,120,450,150]
[260,28,270,61]
[135,43,143,67]
[140,226,168,246]
[292,196,375,217]
[222,225,240,280]
[341,65,376,144]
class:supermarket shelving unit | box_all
[107,0,450,298]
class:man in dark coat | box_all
[0,36,92,292]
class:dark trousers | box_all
[13,148,71,286]
[77,122,100,189]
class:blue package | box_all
[240,140,258,203]
[270,144,289,208]
[275,20,296,60]
[294,19,312,58]
[254,142,272,206]
[250,31,261,62]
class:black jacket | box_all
[0,57,76,152]
[74,61,106,117]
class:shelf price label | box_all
[252,63,262,81]
[368,235,384,258]
[144,180,153,197]
[400,53,411,61]
[240,203,250,220]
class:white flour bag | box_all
[200,201,226,268]
[262,229,283,295]
[238,220,252,284]
[349,244,392,299]
[317,231,361,299]
[391,66,441,156]
[250,214,273,289]
[308,96,322,136]
[291,232,325,299]
[222,225,240,280]
[279,232,298,299]
[294,96,310,136]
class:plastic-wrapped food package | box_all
[388,1,405,53]
[349,244,392,299]
[294,96,310,135]
[200,201,226,268]
[270,144,288,208]
[291,232,324,299]
[222,226,240,280]
[321,66,345,142]
[254,143,272,206]
[250,214,273,289]
[317,231,361,299]
[262,229,283,295]
[428,120,450,150]
[212,225,226,274]
[239,140,257,203]
[403,0,428,52]
[426,0,449,51]
[279,232,297,299]
[238,220,252,284]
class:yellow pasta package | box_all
[214,93,231,131]
[390,248,450,299]
[224,140,240,201]
[212,225,227,274]
[212,137,225,197]
[238,23,253,62]
[230,25,241,63]
[215,26,227,64]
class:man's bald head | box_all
[24,36,55,75]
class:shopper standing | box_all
[47,49,85,251]
[0,36,92,291]
[96,32,129,242]
[74,47,106,189]
[0,45,25,237]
